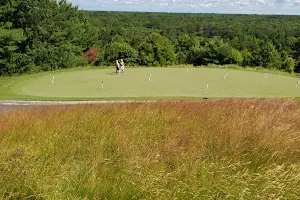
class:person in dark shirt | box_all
[115,60,120,74]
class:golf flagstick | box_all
[224,72,227,79]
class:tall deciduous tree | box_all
[259,42,282,69]
[138,32,176,66]
[104,42,138,65]
[0,0,98,75]
[0,0,26,75]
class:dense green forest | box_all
[1,0,300,75]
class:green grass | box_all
[1,100,300,199]
[1,66,300,100]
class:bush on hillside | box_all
[84,47,99,64]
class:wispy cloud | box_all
[68,0,300,15]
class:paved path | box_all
[0,100,158,112]
[0,100,158,106]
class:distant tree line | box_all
[90,12,300,73]
[1,0,300,75]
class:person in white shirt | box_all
[120,59,125,72]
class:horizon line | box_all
[83,9,300,16]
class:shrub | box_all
[84,47,99,64]
[281,58,295,73]
[294,60,300,73]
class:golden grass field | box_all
[1,99,300,199]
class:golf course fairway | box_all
[2,67,300,99]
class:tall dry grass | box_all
[0,99,300,199]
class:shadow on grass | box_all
[105,72,118,75]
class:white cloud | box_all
[67,0,300,14]
[293,0,300,5]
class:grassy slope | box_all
[1,66,300,100]
[1,100,300,199]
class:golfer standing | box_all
[115,60,120,74]
[120,59,125,72]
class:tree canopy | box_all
[1,2,300,75]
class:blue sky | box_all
[69,0,300,15]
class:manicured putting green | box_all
[14,68,300,98]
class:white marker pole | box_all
[52,76,54,84]
[102,81,104,89]
[206,82,209,89]
[149,74,151,81]
[224,72,227,79]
